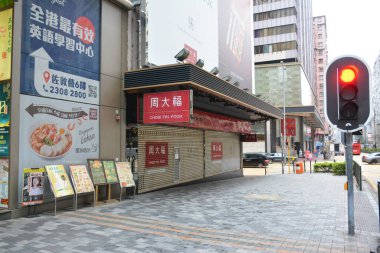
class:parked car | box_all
[266,153,284,162]
[243,153,270,168]
[362,152,380,164]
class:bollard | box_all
[310,160,312,173]
[304,160,306,173]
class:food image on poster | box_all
[45,165,74,198]
[22,168,45,206]
[115,162,135,188]
[102,160,118,184]
[69,165,94,194]
[87,159,106,185]
[30,123,73,158]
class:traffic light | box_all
[324,56,371,132]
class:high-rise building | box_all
[253,0,323,155]
[313,16,329,138]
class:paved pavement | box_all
[0,170,379,252]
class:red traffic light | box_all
[339,66,357,84]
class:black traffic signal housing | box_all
[324,56,371,132]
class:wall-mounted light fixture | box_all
[233,81,240,87]
[210,67,219,75]
[115,109,121,121]
[195,59,204,68]
[242,88,250,92]
[174,48,190,62]
[222,75,232,82]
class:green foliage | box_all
[313,162,346,175]
[361,148,380,153]
[313,162,333,173]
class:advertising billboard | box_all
[144,0,253,91]
[0,8,12,81]
[21,0,100,104]
[19,95,99,183]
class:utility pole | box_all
[344,132,355,235]
[281,61,286,174]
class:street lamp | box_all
[281,61,286,174]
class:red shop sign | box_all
[211,142,223,160]
[143,90,192,124]
[241,133,257,142]
[145,142,168,168]
[281,118,296,136]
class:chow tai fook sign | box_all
[145,142,168,168]
[211,142,222,160]
[281,118,296,136]
[143,90,192,124]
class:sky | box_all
[313,0,380,71]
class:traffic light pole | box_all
[344,132,355,235]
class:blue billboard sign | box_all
[21,0,100,105]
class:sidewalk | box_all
[0,172,379,252]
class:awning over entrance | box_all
[124,64,283,122]
[279,106,324,129]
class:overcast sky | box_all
[313,0,380,71]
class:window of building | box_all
[254,24,296,38]
[254,7,296,21]
[319,75,323,80]
[254,41,297,54]
[318,34,322,39]
[318,59,323,64]
[319,67,323,72]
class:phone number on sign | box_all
[45,85,87,99]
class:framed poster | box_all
[69,165,94,194]
[115,162,135,188]
[22,167,45,206]
[45,165,74,198]
[87,159,106,185]
[102,160,118,184]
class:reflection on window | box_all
[254,7,297,21]
[255,41,297,54]
[254,24,296,38]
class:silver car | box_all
[362,152,380,164]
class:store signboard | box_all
[143,90,192,124]
[87,159,106,185]
[69,165,94,194]
[241,133,257,142]
[0,8,12,81]
[102,160,118,184]
[115,162,135,188]
[211,142,223,160]
[22,167,45,206]
[281,118,296,136]
[45,164,74,198]
[145,142,168,168]
[0,82,10,157]
[21,0,100,104]
[171,110,253,134]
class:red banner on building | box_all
[170,110,253,134]
[211,142,223,160]
[281,118,296,136]
[143,90,192,124]
[145,142,168,168]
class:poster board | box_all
[22,168,45,206]
[102,160,119,184]
[69,165,94,194]
[87,159,106,185]
[45,165,74,198]
[115,162,135,188]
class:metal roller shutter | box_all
[138,125,204,193]
[205,131,241,177]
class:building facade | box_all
[313,16,329,147]
[253,0,323,155]
[0,0,283,218]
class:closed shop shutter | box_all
[138,125,204,193]
[205,131,241,177]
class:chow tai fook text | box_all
[211,142,223,160]
[143,90,192,124]
[145,142,168,168]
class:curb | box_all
[363,174,378,193]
